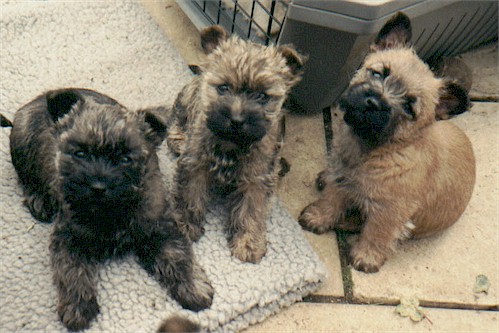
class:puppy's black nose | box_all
[90,181,107,195]
[230,117,243,129]
[365,96,381,110]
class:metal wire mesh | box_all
[191,0,289,45]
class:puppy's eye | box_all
[119,156,132,165]
[403,96,417,119]
[370,68,390,79]
[216,84,230,95]
[254,92,270,104]
[371,70,383,78]
[74,150,87,158]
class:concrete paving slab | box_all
[350,102,498,309]
[277,112,344,298]
[244,302,499,332]
[277,113,327,219]
[303,232,344,298]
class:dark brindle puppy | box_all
[299,13,476,273]
[9,88,213,330]
[167,26,305,263]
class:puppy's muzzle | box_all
[340,83,387,112]
[89,180,108,197]
[339,83,392,146]
[207,104,267,147]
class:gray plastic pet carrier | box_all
[178,0,498,112]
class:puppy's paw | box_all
[298,203,333,234]
[178,222,205,242]
[58,297,100,331]
[166,132,186,156]
[174,268,214,312]
[229,233,267,264]
[157,315,200,333]
[25,194,56,223]
[349,241,387,273]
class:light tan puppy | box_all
[299,13,476,273]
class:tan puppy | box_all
[299,13,476,273]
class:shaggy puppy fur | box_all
[299,13,476,273]
[9,89,213,330]
[167,25,305,263]
[157,315,200,333]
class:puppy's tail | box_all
[157,315,200,333]
[1,113,13,127]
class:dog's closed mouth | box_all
[206,112,265,147]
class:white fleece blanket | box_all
[0,1,326,332]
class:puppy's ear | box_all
[188,64,202,75]
[1,113,13,127]
[200,25,227,54]
[46,89,82,122]
[139,106,168,146]
[372,12,412,51]
[278,45,307,76]
[435,81,471,120]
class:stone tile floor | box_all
[144,1,498,331]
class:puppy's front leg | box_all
[227,182,270,263]
[350,204,413,273]
[166,90,189,156]
[24,190,58,223]
[50,232,99,331]
[173,157,209,241]
[136,226,214,311]
[298,176,349,233]
[166,122,187,156]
